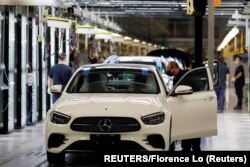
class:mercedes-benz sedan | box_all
[46,64,217,165]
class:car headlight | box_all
[51,111,71,124]
[141,112,165,125]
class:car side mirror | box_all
[174,85,193,95]
[50,85,62,93]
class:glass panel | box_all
[177,68,209,92]
[117,61,167,74]
[67,69,159,94]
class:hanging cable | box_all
[3,68,9,83]
[0,101,9,114]
[1,68,9,114]
[44,28,71,60]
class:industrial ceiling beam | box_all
[75,0,245,17]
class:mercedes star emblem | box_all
[99,119,112,132]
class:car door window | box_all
[175,67,209,92]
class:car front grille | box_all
[70,117,141,132]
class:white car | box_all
[104,55,187,91]
[46,64,217,165]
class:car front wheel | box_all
[47,151,65,165]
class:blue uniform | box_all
[49,64,73,103]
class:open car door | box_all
[167,67,217,140]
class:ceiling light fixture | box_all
[124,36,132,40]
[217,26,239,51]
[133,39,140,43]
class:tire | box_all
[47,151,65,165]
[170,141,175,151]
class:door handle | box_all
[203,96,214,101]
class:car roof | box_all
[115,56,164,62]
[79,63,157,71]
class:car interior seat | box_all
[88,73,107,93]
[129,74,147,92]
[145,75,157,93]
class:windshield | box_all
[117,61,167,74]
[66,68,160,94]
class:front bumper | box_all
[46,117,170,153]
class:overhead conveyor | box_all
[0,0,59,7]
[111,33,124,43]
[47,17,72,29]
[75,24,95,35]
[46,16,73,64]
[75,24,95,53]
[77,0,245,17]
[46,16,74,107]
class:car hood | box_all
[52,93,165,117]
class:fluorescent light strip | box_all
[217,26,239,51]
